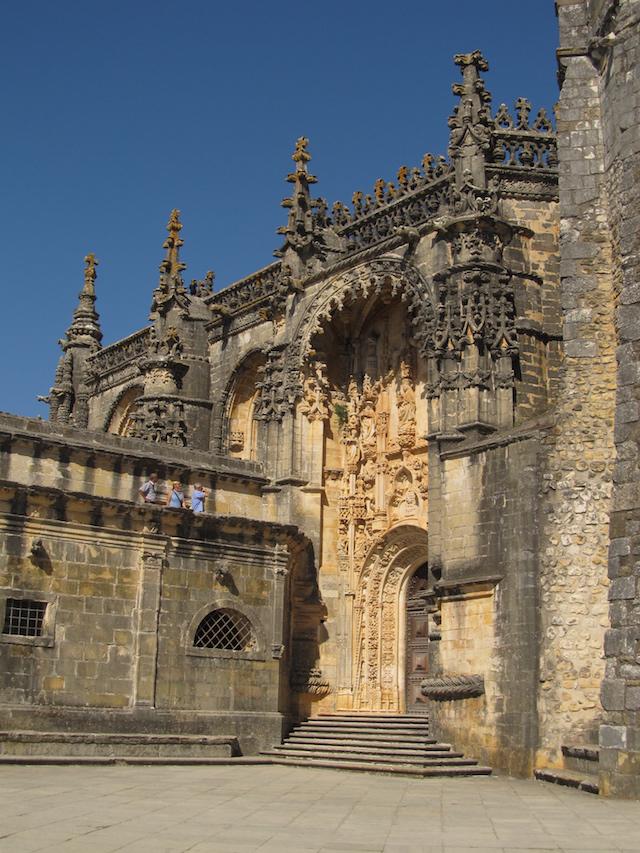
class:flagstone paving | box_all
[1,764,639,852]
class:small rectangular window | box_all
[2,598,47,637]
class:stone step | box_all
[300,717,429,732]
[0,730,239,759]
[316,714,430,725]
[561,744,599,775]
[295,724,431,737]
[290,731,436,745]
[534,767,599,795]
[268,756,492,777]
[265,747,468,765]
[273,712,489,778]
[285,739,452,755]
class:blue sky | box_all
[1,1,559,417]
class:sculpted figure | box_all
[360,400,376,449]
[397,361,416,445]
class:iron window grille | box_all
[193,608,255,652]
[2,598,48,637]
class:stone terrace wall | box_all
[0,499,292,753]
[0,412,266,521]
[0,413,302,753]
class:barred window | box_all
[193,608,255,652]
[2,599,47,637]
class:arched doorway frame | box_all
[353,523,428,712]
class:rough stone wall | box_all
[534,0,618,770]
[502,198,562,422]
[587,0,640,797]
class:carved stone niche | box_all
[228,431,245,451]
[420,673,484,700]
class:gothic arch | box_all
[290,256,437,368]
[104,382,144,435]
[352,523,428,712]
[218,349,266,458]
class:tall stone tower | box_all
[556,0,640,797]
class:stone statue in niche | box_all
[361,457,376,489]
[397,360,416,448]
[347,376,360,415]
[359,375,378,455]
[300,357,331,422]
[344,415,361,473]
[390,468,420,520]
[359,414,376,454]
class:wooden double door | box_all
[405,563,431,714]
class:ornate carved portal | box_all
[294,279,431,713]
[350,526,429,712]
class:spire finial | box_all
[292,136,312,171]
[83,253,99,296]
[274,136,326,272]
[59,254,103,352]
[160,209,186,280]
[448,50,493,186]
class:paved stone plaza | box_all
[1,765,639,852]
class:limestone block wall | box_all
[430,433,541,777]
[587,0,640,797]
[156,542,283,715]
[0,519,139,710]
[535,0,618,771]
[502,197,563,422]
[0,489,300,753]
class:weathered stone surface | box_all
[0,22,638,798]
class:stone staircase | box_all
[262,713,492,777]
[535,744,600,794]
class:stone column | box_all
[132,544,165,708]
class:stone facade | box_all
[1,21,639,794]
[555,0,640,798]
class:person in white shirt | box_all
[139,473,159,503]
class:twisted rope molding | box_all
[420,673,485,700]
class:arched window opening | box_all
[106,385,144,436]
[224,351,266,460]
[193,609,255,652]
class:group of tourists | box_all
[138,473,208,513]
